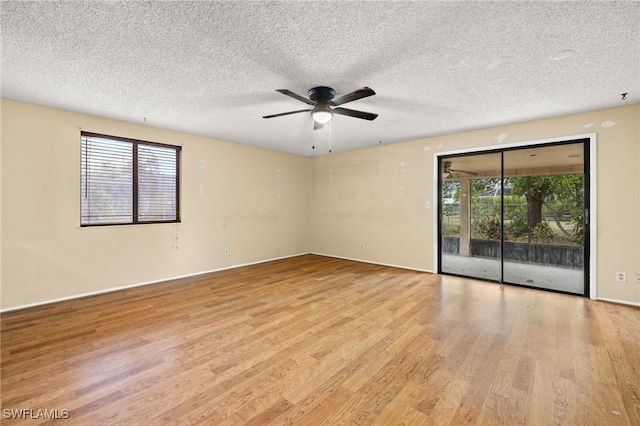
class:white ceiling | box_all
[2,1,638,157]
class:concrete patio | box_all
[441,254,585,294]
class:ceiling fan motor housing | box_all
[308,86,336,104]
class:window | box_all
[81,132,180,226]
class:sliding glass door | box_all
[440,152,502,281]
[438,139,589,296]
[502,144,586,293]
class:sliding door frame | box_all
[433,133,597,299]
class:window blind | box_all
[81,132,180,226]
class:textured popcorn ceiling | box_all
[1,1,638,156]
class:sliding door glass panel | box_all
[502,144,585,294]
[440,153,502,281]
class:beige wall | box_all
[1,99,311,309]
[2,100,639,309]
[310,104,640,305]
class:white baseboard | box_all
[0,252,309,313]
[596,297,640,308]
[310,252,434,274]
[10,253,632,313]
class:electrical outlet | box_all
[615,271,626,283]
[359,243,364,250]
[224,248,229,256]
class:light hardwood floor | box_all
[2,254,639,425]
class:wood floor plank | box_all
[426,377,473,425]
[2,254,639,425]
[291,386,354,425]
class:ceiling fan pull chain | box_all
[329,121,332,153]
[312,122,316,150]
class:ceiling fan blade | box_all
[313,121,325,131]
[263,109,311,119]
[275,89,316,106]
[332,87,376,106]
[333,107,378,121]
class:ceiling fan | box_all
[263,86,378,130]
[443,161,479,178]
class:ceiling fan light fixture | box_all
[264,86,376,130]
[312,106,333,124]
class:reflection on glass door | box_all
[502,144,585,294]
[440,152,502,281]
[439,140,588,296]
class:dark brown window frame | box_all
[81,131,181,227]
